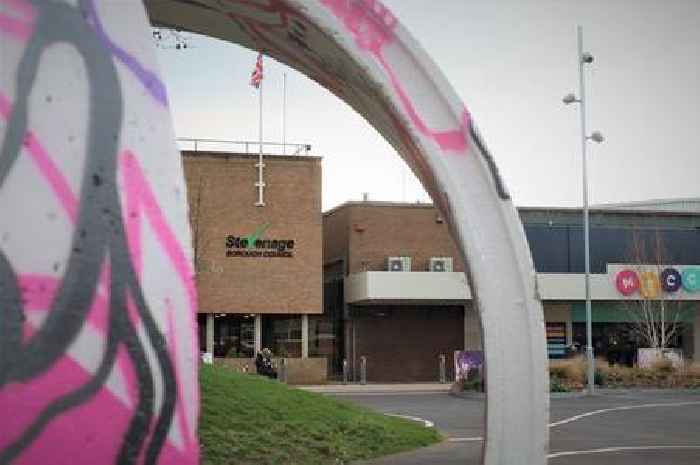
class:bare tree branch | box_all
[621,228,690,351]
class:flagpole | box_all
[282,72,287,155]
[255,57,265,207]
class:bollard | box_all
[360,356,367,385]
[342,359,349,385]
[478,364,485,392]
[279,358,287,383]
[439,354,447,384]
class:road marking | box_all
[549,401,700,428]
[548,445,700,459]
[448,437,483,442]
[447,401,700,442]
[385,413,435,428]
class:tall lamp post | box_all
[563,25,604,395]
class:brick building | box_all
[182,150,700,383]
[324,201,700,382]
[182,151,332,378]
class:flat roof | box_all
[181,151,322,162]
[323,200,700,219]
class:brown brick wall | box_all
[323,203,465,273]
[183,152,322,314]
[322,206,349,275]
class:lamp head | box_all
[581,52,594,64]
[562,93,578,105]
[589,131,605,143]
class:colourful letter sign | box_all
[682,267,700,292]
[661,268,682,293]
[616,269,640,295]
[639,271,660,298]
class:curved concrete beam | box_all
[150,1,550,462]
[0,0,548,464]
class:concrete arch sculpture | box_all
[0,1,548,464]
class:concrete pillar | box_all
[301,314,309,359]
[255,314,262,354]
[464,305,482,350]
[205,314,214,355]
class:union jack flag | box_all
[250,53,263,88]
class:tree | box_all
[620,229,692,352]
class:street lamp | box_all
[563,25,604,395]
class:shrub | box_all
[548,363,569,380]
[460,367,484,392]
[549,356,586,385]
[651,358,675,374]
[687,362,700,376]
[594,369,607,386]
[549,376,570,393]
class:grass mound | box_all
[199,365,441,465]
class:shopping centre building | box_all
[183,149,700,382]
[326,201,700,381]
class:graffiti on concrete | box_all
[0,1,197,464]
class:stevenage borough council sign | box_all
[226,223,295,258]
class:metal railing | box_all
[177,137,312,156]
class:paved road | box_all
[330,389,700,465]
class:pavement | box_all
[298,383,451,394]
[314,387,700,465]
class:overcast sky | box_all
[156,0,700,211]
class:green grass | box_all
[199,364,441,465]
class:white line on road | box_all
[548,445,700,459]
[548,401,700,428]
[447,401,700,443]
[384,413,435,428]
[448,437,483,442]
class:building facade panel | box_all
[344,203,465,274]
[183,152,322,315]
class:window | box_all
[262,316,301,357]
[214,314,254,358]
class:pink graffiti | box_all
[321,0,397,53]
[167,299,196,453]
[0,93,79,223]
[1,263,117,454]
[120,150,198,331]
[321,0,470,152]
[1,88,198,456]
[0,92,196,325]
[0,0,34,41]
[120,150,199,444]
[1,347,193,465]
[18,264,111,342]
[0,351,121,457]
